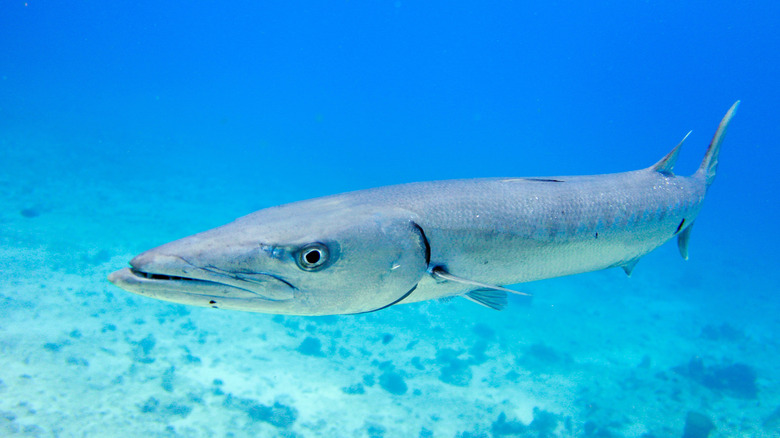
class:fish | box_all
[108,102,739,315]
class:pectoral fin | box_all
[429,267,530,310]
[430,267,530,296]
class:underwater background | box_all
[1,1,779,437]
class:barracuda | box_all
[109,102,739,315]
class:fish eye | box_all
[296,243,329,271]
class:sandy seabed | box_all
[1,133,778,437]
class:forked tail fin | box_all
[696,101,740,188]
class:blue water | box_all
[1,1,778,436]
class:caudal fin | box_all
[696,101,740,188]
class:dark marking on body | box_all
[523,178,564,183]
[675,218,686,234]
[594,232,599,239]
[412,222,431,265]
[354,284,418,314]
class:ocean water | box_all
[1,1,779,437]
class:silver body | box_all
[357,171,704,304]
[109,103,738,315]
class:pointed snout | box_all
[107,268,129,286]
[107,248,197,293]
[129,250,192,277]
[129,250,157,271]
[126,226,233,278]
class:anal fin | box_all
[621,258,640,277]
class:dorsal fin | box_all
[651,131,690,175]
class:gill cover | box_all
[279,207,429,315]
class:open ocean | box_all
[1,1,778,437]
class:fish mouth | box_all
[109,264,295,303]
[129,268,204,283]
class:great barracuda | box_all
[109,102,739,315]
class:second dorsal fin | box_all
[651,131,691,175]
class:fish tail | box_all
[695,101,740,188]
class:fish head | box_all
[108,199,429,315]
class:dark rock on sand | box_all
[682,411,715,438]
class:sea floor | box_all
[1,132,779,437]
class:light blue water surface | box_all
[1,2,778,437]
